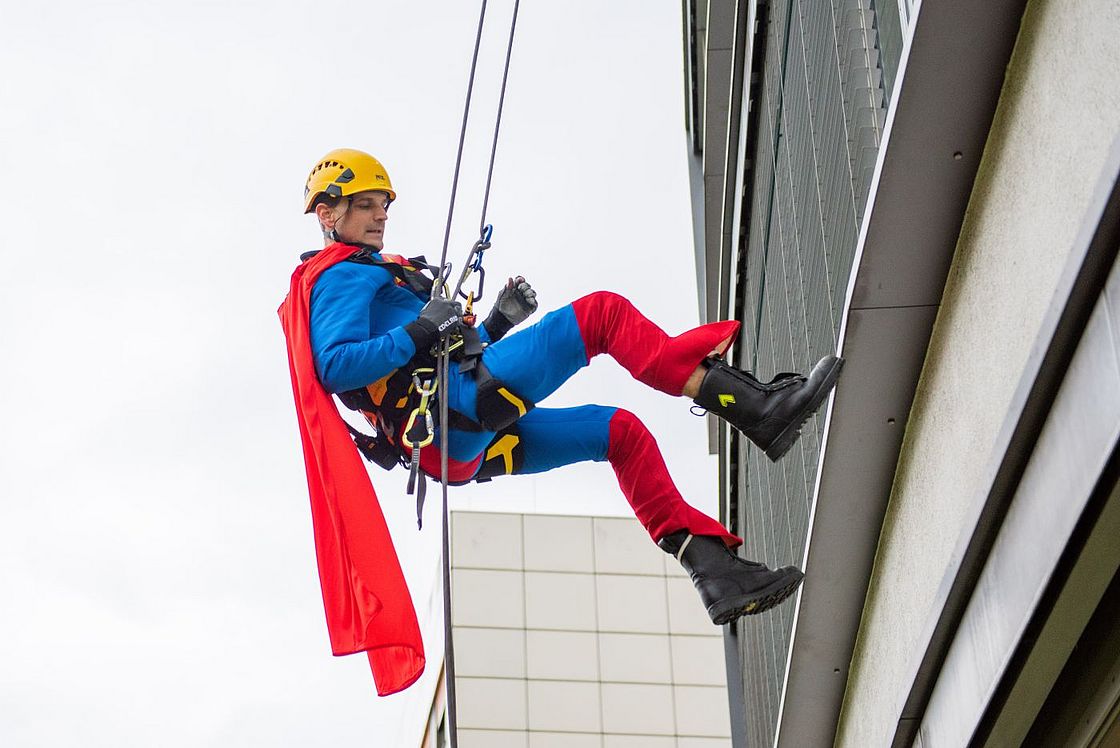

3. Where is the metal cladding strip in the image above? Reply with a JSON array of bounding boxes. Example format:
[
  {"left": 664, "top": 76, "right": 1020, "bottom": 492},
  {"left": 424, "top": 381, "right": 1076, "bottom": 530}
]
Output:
[
  {"left": 700, "top": 0, "right": 737, "bottom": 326},
  {"left": 772, "top": 1, "right": 1031, "bottom": 746}
]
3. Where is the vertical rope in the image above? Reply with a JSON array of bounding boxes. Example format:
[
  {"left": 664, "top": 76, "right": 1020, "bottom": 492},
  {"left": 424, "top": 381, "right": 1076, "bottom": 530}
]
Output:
[
  {"left": 438, "top": 350, "right": 458, "bottom": 748},
  {"left": 435, "top": 3, "right": 521, "bottom": 746},
  {"left": 477, "top": 0, "right": 521, "bottom": 233},
  {"left": 435, "top": 7, "right": 489, "bottom": 745},
  {"left": 437, "top": 0, "right": 490, "bottom": 283}
]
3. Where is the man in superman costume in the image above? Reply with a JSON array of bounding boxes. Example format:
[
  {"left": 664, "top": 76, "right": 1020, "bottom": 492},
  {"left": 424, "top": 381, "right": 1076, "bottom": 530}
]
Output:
[{"left": 280, "top": 148, "right": 843, "bottom": 695}]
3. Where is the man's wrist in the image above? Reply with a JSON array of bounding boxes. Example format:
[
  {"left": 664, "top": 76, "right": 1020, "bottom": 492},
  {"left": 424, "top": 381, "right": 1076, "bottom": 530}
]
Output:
[
  {"left": 405, "top": 318, "right": 437, "bottom": 350},
  {"left": 483, "top": 310, "right": 514, "bottom": 342}
]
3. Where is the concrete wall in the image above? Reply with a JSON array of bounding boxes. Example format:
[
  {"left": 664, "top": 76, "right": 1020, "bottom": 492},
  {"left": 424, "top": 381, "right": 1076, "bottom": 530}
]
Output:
[
  {"left": 448, "top": 511, "right": 732, "bottom": 747},
  {"left": 835, "top": 0, "right": 1120, "bottom": 745}
]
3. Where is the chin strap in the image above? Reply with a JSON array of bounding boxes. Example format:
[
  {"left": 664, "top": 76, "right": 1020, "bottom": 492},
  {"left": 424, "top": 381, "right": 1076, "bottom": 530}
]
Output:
[{"left": 324, "top": 197, "right": 352, "bottom": 243}]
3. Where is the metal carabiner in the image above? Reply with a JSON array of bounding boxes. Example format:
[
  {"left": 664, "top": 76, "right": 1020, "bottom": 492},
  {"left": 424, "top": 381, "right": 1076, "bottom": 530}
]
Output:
[
  {"left": 412, "top": 370, "right": 438, "bottom": 397},
  {"left": 432, "top": 262, "right": 454, "bottom": 300},
  {"left": 452, "top": 224, "right": 494, "bottom": 302},
  {"left": 471, "top": 264, "right": 486, "bottom": 302},
  {"left": 401, "top": 407, "right": 435, "bottom": 450}
]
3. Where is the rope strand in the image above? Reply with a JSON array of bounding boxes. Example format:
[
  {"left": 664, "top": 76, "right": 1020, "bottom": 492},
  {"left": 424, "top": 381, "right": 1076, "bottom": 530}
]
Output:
[
  {"left": 478, "top": 0, "right": 521, "bottom": 233},
  {"left": 435, "top": 8, "right": 489, "bottom": 744},
  {"left": 435, "top": 3, "right": 521, "bottom": 746},
  {"left": 436, "top": 0, "right": 490, "bottom": 291}
]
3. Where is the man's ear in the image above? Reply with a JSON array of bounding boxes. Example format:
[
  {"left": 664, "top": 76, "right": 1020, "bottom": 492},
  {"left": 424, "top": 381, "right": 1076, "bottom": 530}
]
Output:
[{"left": 314, "top": 202, "right": 336, "bottom": 231}]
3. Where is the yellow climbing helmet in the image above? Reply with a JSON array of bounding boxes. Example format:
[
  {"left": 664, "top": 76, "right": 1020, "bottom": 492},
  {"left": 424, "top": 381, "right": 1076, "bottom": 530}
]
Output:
[{"left": 303, "top": 148, "right": 396, "bottom": 213}]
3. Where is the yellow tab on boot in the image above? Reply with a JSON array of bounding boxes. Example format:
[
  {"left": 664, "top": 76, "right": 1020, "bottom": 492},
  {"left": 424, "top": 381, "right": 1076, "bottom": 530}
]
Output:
[{"left": 718, "top": 393, "right": 736, "bottom": 407}]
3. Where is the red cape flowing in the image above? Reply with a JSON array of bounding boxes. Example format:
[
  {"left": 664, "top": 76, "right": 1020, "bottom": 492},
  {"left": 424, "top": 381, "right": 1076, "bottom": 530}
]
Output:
[{"left": 278, "top": 242, "right": 424, "bottom": 696}]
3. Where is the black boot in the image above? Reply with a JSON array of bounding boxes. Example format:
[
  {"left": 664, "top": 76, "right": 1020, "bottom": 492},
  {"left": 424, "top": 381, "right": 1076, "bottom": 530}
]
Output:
[
  {"left": 693, "top": 354, "right": 844, "bottom": 461},
  {"left": 659, "top": 532, "right": 804, "bottom": 624}
]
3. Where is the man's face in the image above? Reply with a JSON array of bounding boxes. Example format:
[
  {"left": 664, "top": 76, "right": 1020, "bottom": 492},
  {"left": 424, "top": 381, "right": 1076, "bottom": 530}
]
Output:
[{"left": 334, "top": 190, "right": 390, "bottom": 249}]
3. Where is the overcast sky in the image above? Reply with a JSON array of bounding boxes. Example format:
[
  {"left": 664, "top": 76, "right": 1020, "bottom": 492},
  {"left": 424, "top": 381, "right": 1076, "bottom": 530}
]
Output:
[{"left": 0, "top": 1, "right": 718, "bottom": 744}]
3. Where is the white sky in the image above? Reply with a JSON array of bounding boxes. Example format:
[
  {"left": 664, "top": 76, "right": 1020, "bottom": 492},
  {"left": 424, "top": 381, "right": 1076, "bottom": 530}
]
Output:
[{"left": 0, "top": 1, "right": 718, "bottom": 744}]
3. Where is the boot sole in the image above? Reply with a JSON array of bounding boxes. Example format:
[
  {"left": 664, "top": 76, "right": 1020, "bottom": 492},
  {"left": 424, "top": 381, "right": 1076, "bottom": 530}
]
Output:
[
  {"left": 763, "top": 355, "right": 845, "bottom": 462},
  {"left": 707, "top": 569, "right": 805, "bottom": 625}
]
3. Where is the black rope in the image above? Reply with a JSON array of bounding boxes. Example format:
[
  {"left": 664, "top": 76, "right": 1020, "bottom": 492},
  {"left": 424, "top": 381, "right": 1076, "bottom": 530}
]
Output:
[
  {"left": 433, "top": 2, "right": 521, "bottom": 745},
  {"left": 436, "top": 1, "right": 490, "bottom": 284},
  {"left": 433, "top": 8, "right": 488, "bottom": 745},
  {"left": 437, "top": 350, "right": 457, "bottom": 746},
  {"left": 477, "top": 0, "right": 521, "bottom": 234}
]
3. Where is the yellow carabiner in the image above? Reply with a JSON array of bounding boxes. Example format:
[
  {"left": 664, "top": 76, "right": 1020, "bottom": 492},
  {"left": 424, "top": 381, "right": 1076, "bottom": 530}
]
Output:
[
  {"left": 401, "top": 370, "right": 439, "bottom": 449},
  {"left": 401, "top": 407, "right": 435, "bottom": 450}
]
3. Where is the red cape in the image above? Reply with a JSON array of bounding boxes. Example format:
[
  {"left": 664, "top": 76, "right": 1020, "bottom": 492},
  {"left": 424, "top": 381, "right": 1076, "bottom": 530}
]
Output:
[{"left": 278, "top": 242, "right": 424, "bottom": 696}]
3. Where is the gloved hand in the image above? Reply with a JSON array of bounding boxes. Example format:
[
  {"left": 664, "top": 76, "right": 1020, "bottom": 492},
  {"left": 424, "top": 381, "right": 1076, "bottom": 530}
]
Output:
[
  {"left": 483, "top": 276, "right": 538, "bottom": 341},
  {"left": 405, "top": 297, "right": 464, "bottom": 350}
]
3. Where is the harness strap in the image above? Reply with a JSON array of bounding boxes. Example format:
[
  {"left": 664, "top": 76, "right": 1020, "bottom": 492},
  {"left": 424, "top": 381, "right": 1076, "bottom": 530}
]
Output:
[
  {"left": 407, "top": 444, "right": 425, "bottom": 528},
  {"left": 473, "top": 359, "right": 535, "bottom": 432}
]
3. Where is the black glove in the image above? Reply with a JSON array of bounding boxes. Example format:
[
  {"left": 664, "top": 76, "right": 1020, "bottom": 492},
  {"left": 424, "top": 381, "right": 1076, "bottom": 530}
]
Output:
[
  {"left": 483, "top": 276, "right": 538, "bottom": 341},
  {"left": 405, "top": 297, "right": 464, "bottom": 350}
]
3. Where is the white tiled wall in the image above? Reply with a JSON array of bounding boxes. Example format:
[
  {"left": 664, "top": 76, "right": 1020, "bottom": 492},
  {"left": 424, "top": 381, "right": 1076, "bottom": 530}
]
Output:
[
  {"left": 525, "top": 571, "right": 598, "bottom": 630},
  {"left": 526, "top": 630, "right": 598, "bottom": 681},
  {"left": 524, "top": 515, "right": 595, "bottom": 572},
  {"left": 447, "top": 511, "right": 733, "bottom": 748},
  {"left": 598, "top": 633, "right": 672, "bottom": 683}
]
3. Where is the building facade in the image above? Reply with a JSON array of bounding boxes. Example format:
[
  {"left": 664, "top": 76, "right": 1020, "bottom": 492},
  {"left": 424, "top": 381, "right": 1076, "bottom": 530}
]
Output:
[
  {"left": 685, "top": 0, "right": 1120, "bottom": 745},
  {"left": 425, "top": 510, "right": 735, "bottom": 747}
]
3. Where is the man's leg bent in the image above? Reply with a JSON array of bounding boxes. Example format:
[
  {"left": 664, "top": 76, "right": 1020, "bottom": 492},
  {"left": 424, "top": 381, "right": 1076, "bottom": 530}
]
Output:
[
  {"left": 572, "top": 291, "right": 740, "bottom": 395},
  {"left": 513, "top": 406, "right": 740, "bottom": 548},
  {"left": 481, "top": 292, "right": 741, "bottom": 404},
  {"left": 515, "top": 407, "right": 802, "bottom": 624}
]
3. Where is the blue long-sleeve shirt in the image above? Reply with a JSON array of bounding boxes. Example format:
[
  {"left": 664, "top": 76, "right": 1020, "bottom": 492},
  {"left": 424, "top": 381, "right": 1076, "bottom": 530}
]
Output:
[{"left": 308, "top": 253, "right": 491, "bottom": 393}]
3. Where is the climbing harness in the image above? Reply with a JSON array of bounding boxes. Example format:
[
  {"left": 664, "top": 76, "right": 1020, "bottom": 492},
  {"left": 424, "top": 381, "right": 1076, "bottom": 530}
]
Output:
[{"left": 330, "top": 246, "right": 529, "bottom": 510}]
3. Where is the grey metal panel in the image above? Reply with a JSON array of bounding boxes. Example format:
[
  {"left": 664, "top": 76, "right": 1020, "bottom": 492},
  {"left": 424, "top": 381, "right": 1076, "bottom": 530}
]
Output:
[
  {"left": 1021, "top": 567, "right": 1120, "bottom": 746},
  {"left": 724, "top": 623, "right": 750, "bottom": 748},
  {"left": 1107, "top": 247, "right": 1120, "bottom": 360},
  {"left": 778, "top": 303, "right": 938, "bottom": 719},
  {"left": 700, "top": 0, "right": 748, "bottom": 327},
  {"left": 707, "top": 0, "right": 737, "bottom": 51},
  {"left": 691, "top": 145, "right": 709, "bottom": 323},
  {"left": 918, "top": 257, "right": 1120, "bottom": 746},
  {"left": 691, "top": 0, "right": 752, "bottom": 446},
  {"left": 980, "top": 479, "right": 1120, "bottom": 747},
  {"left": 849, "top": 0, "right": 1029, "bottom": 312},
  {"left": 703, "top": 42, "right": 734, "bottom": 325},
  {"left": 686, "top": 0, "right": 709, "bottom": 323},
  {"left": 702, "top": 47, "right": 734, "bottom": 177},
  {"left": 718, "top": 1, "right": 752, "bottom": 329}
]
